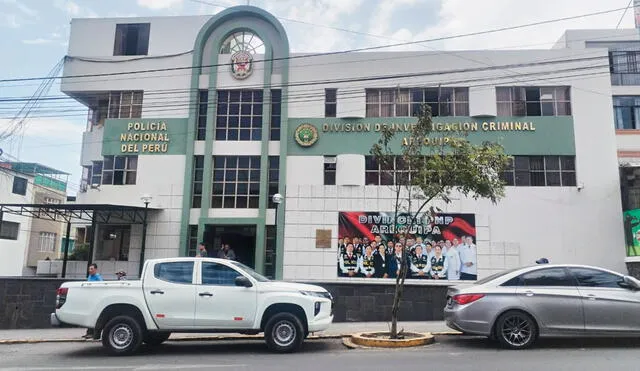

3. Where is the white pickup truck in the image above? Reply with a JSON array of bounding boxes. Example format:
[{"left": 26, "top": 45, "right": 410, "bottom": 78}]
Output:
[{"left": 51, "top": 257, "right": 334, "bottom": 355}]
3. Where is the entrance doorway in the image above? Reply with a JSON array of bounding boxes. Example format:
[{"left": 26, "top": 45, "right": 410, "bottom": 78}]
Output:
[{"left": 203, "top": 225, "right": 256, "bottom": 268}]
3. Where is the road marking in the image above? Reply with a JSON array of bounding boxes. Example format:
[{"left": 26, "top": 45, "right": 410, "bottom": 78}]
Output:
[{"left": 0, "top": 364, "right": 246, "bottom": 371}]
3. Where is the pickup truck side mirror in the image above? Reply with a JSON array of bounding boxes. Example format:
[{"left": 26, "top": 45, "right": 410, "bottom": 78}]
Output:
[{"left": 235, "top": 275, "right": 253, "bottom": 288}]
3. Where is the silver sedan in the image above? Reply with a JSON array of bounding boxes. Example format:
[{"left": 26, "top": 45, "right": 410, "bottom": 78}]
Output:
[{"left": 444, "top": 264, "right": 640, "bottom": 349}]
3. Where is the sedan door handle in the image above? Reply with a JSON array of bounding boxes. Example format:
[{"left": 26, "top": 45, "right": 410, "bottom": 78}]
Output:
[
  {"left": 523, "top": 290, "right": 534, "bottom": 297},
  {"left": 199, "top": 292, "right": 213, "bottom": 297},
  {"left": 585, "top": 294, "right": 597, "bottom": 300},
  {"left": 150, "top": 290, "right": 164, "bottom": 295}
]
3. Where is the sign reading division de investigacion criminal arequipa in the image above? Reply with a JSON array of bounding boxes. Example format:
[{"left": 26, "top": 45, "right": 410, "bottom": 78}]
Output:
[{"left": 288, "top": 116, "right": 576, "bottom": 156}]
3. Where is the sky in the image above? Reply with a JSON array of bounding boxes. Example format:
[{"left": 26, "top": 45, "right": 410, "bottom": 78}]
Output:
[{"left": 0, "top": 0, "right": 637, "bottom": 195}]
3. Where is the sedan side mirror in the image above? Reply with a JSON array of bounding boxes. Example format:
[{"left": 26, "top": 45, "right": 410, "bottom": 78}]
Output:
[
  {"left": 621, "top": 276, "right": 640, "bottom": 291},
  {"left": 235, "top": 275, "right": 253, "bottom": 288}
]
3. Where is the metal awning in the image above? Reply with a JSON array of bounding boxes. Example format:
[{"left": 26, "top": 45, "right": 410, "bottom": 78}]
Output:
[
  {"left": 0, "top": 203, "right": 158, "bottom": 278},
  {"left": 0, "top": 203, "right": 155, "bottom": 224}
]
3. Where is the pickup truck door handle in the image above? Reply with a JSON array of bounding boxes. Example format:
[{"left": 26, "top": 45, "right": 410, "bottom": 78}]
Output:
[
  {"left": 150, "top": 290, "right": 164, "bottom": 295},
  {"left": 199, "top": 292, "right": 213, "bottom": 297}
]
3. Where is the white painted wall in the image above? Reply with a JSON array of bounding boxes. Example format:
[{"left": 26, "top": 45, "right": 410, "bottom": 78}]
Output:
[
  {"left": 284, "top": 47, "right": 625, "bottom": 280},
  {"left": 556, "top": 29, "right": 640, "bottom": 156},
  {"left": 0, "top": 171, "right": 33, "bottom": 276},
  {"left": 76, "top": 155, "right": 185, "bottom": 269}
]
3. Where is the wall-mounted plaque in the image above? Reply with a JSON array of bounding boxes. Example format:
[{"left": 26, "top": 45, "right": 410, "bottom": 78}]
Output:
[{"left": 315, "top": 229, "right": 332, "bottom": 249}]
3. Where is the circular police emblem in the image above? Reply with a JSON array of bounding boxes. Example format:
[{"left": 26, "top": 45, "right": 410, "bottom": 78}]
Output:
[
  {"left": 230, "top": 50, "right": 253, "bottom": 80},
  {"left": 294, "top": 123, "right": 319, "bottom": 147}
]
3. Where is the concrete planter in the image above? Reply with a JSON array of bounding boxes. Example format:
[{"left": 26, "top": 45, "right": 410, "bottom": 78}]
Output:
[{"left": 349, "top": 332, "right": 434, "bottom": 348}]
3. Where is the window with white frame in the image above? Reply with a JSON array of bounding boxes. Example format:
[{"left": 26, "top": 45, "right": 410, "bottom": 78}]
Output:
[
  {"left": 365, "top": 88, "right": 469, "bottom": 117},
  {"left": 90, "top": 161, "right": 103, "bottom": 185},
  {"left": 215, "top": 90, "right": 263, "bottom": 141},
  {"left": 325, "top": 89, "right": 337, "bottom": 117},
  {"left": 364, "top": 156, "right": 411, "bottom": 186},
  {"left": 39, "top": 232, "right": 57, "bottom": 252},
  {"left": 0, "top": 221, "right": 19, "bottom": 240},
  {"left": 609, "top": 50, "right": 640, "bottom": 86},
  {"left": 101, "top": 155, "right": 138, "bottom": 185},
  {"left": 613, "top": 96, "right": 640, "bottom": 130},
  {"left": 212, "top": 156, "right": 261, "bottom": 208},
  {"left": 496, "top": 87, "right": 571, "bottom": 116},
  {"left": 197, "top": 90, "right": 208, "bottom": 140},
  {"left": 107, "top": 91, "right": 143, "bottom": 119}
]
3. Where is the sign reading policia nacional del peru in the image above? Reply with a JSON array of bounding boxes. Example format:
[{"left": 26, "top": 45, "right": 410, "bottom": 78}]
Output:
[
  {"left": 288, "top": 117, "right": 575, "bottom": 156},
  {"left": 102, "top": 118, "right": 188, "bottom": 156}
]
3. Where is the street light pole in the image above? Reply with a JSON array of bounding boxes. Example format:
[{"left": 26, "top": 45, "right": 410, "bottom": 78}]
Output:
[
  {"left": 139, "top": 194, "right": 152, "bottom": 277},
  {"left": 271, "top": 193, "right": 283, "bottom": 278}
]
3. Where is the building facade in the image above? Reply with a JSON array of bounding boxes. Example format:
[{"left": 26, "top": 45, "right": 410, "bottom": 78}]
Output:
[
  {"left": 0, "top": 162, "right": 69, "bottom": 276},
  {"left": 61, "top": 6, "right": 626, "bottom": 280},
  {"left": 556, "top": 28, "right": 640, "bottom": 269}
]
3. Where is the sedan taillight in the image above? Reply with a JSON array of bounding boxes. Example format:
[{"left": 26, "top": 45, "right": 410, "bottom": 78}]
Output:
[{"left": 452, "top": 293, "right": 485, "bottom": 305}]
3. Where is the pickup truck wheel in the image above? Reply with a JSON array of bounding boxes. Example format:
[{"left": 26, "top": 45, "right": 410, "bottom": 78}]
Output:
[
  {"left": 144, "top": 332, "right": 171, "bottom": 346},
  {"left": 101, "top": 315, "right": 143, "bottom": 356},
  {"left": 264, "top": 313, "right": 304, "bottom": 353}
]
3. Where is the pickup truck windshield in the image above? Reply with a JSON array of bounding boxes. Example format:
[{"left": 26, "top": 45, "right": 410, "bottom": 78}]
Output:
[{"left": 230, "top": 261, "right": 270, "bottom": 282}]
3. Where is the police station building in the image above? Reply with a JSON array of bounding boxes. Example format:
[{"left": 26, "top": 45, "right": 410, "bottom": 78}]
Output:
[{"left": 57, "top": 5, "right": 625, "bottom": 283}]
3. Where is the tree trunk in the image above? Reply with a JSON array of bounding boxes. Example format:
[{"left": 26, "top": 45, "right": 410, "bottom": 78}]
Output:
[{"left": 389, "top": 197, "right": 432, "bottom": 339}]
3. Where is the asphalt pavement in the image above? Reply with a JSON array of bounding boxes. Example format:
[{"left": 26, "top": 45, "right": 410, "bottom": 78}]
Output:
[{"left": 2, "top": 336, "right": 640, "bottom": 371}]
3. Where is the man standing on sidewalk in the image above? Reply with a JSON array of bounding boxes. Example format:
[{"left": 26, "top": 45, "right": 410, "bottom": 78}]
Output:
[{"left": 83, "top": 264, "right": 103, "bottom": 339}]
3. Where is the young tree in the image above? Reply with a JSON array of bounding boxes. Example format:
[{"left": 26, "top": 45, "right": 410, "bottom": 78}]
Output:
[{"left": 370, "top": 104, "right": 510, "bottom": 339}]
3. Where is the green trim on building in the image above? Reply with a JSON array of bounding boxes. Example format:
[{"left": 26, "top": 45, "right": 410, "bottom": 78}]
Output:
[
  {"left": 178, "top": 5, "right": 291, "bottom": 279},
  {"left": 287, "top": 116, "right": 576, "bottom": 156}
]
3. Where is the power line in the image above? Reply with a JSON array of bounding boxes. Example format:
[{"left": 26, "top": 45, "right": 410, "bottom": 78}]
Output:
[
  {"left": 0, "top": 54, "right": 612, "bottom": 106},
  {"left": 0, "top": 5, "right": 629, "bottom": 84},
  {"left": 2, "top": 30, "right": 630, "bottom": 90},
  {"left": 5, "top": 68, "right": 614, "bottom": 152},
  {"left": 0, "top": 62, "right": 614, "bottom": 120},
  {"left": 617, "top": 0, "right": 634, "bottom": 28}
]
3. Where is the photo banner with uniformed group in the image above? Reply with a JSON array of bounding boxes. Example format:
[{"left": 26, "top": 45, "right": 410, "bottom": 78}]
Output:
[{"left": 337, "top": 211, "right": 479, "bottom": 281}]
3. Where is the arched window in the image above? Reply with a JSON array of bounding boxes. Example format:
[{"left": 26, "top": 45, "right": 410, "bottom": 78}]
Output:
[{"left": 219, "top": 31, "right": 265, "bottom": 54}]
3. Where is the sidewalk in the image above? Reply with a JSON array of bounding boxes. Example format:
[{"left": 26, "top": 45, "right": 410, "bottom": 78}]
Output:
[{"left": 0, "top": 321, "right": 457, "bottom": 344}]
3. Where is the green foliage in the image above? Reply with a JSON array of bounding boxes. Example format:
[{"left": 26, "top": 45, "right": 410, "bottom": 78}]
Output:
[
  {"left": 67, "top": 243, "right": 89, "bottom": 261},
  {"left": 370, "top": 104, "right": 510, "bottom": 205}
]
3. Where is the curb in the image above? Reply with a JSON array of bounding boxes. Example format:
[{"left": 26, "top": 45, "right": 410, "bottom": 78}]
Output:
[
  {"left": 0, "top": 331, "right": 461, "bottom": 345},
  {"left": 0, "top": 334, "right": 346, "bottom": 345}
]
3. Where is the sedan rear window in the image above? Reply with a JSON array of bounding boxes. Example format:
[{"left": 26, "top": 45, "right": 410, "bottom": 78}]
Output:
[{"left": 475, "top": 268, "right": 521, "bottom": 285}]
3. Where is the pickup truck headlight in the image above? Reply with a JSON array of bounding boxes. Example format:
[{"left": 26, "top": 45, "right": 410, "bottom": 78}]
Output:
[{"left": 299, "top": 290, "right": 331, "bottom": 300}]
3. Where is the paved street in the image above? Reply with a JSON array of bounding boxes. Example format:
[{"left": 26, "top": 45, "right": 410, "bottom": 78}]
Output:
[{"left": 3, "top": 336, "right": 640, "bottom": 371}]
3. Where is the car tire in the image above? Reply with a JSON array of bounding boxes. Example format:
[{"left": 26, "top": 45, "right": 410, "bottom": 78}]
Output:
[
  {"left": 264, "top": 312, "right": 305, "bottom": 353},
  {"left": 495, "top": 310, "right": 538, "bottom": 350},
  {"left": 101, "top": 315, "right": 144, "bottom": 356},
  {"left": 144, "top": 332, "right": 171, "bottom": 346}
]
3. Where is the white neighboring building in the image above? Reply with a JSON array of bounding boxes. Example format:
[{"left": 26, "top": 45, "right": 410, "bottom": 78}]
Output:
[
  {"left": 0, "top": 166, "right": 33, "bottom": 276},
  {"left": 556, "top": 27, "right": 640, "bottom": 266},
  {"left": 59, "top": 5, "right": 626, "bottom": 281}
]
